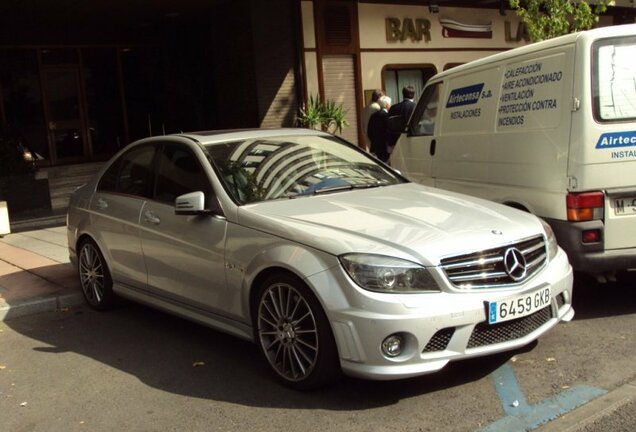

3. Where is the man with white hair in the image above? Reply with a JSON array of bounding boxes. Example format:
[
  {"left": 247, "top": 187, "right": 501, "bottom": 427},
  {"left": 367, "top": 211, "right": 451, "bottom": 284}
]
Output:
[
  {"left": 361, "top": 89, "right": 383, "bottom": 151},
  {"left": 367, "top": 95, "right": 392, "bottom": 163}
]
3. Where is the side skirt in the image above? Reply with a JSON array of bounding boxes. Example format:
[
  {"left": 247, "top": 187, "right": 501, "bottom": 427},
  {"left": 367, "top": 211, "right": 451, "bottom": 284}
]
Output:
[{"left": 113, "top": 282, "right": 254, "bottom": 342}]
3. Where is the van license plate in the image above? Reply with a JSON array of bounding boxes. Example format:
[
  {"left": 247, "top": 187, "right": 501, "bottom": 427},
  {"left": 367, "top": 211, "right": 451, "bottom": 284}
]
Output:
[
  {"left": 614, "top": 198, "right": 636, "bottom": 216},
  {"left": 487, "top": 287, "right": 552, "bottom": 324}
]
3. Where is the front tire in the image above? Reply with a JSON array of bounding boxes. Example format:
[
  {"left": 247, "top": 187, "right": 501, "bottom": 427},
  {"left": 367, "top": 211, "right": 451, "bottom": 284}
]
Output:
[
  {"left": 78, "top": 239, "right": 116, "bottom": 310},
  {"left": 255, "top": 273, "right": 340, "bottom": 390}
]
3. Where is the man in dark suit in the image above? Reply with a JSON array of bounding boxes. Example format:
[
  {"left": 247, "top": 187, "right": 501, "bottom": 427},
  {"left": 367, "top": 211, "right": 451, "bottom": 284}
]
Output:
[
  {"left": 388, "top": 85, "right": 416, "bottom": 147},
  {"left": 367, "top": 95, "right": 392, "bottom": 163}
]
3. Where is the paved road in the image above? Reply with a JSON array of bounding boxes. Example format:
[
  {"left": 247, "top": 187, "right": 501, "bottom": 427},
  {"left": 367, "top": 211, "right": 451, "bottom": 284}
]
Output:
[{"left": 1, "top": 273, "right": 635, "bottom": 432}]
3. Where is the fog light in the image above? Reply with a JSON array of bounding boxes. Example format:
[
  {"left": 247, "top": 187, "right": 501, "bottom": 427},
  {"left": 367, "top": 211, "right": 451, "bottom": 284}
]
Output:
[
  {"left": 381, "top": 334, "right": 403, "bottom": 357},
  {"left": 582, "top": 229, "right": 601, "bottom": 243}
]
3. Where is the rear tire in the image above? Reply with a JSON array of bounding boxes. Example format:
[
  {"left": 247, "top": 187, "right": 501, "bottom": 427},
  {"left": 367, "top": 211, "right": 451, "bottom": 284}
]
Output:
[
  {"left": 254, "top": 272, "right": 341, "bottom": 390},
  {"left": 78, "top": 239, "right": 116, "bottom": 310}
]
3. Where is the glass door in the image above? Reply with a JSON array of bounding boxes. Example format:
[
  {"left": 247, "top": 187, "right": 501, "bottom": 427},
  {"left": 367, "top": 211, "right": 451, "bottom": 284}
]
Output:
[{"left": 42, "top": 67, "right": 88, "bottom": 162}]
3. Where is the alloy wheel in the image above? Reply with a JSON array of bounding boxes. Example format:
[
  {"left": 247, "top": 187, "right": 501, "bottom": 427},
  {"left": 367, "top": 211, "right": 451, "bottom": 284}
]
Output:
[
  {"left": 257, "top": 282, "right": 319, "bottom": 383},
  {"left": 79, "top": 242, "right": 106, "bottom": 306}
]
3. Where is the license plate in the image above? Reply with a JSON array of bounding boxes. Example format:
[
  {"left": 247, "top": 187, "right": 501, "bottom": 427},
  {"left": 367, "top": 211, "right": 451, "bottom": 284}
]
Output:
[
  {"left": 487, "top": 287, "right": 552, "bottom": 324},
  {"left": 614, "top": 197, "right": 636, "bottom": 216}
]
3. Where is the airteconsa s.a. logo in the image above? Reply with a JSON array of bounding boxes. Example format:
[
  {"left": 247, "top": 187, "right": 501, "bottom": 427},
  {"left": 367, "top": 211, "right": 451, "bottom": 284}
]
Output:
[
  {"left": 595, "top": 131, "right": 636, "bottom": 149},
  {"left": 446, "top": 83, "right": 484, "bottom": 108}
]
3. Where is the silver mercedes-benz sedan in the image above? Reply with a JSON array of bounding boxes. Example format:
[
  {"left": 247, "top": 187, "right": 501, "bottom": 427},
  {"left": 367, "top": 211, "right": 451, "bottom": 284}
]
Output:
[{"left": 67, "top": 128, "right": 574, "bottom": 389}]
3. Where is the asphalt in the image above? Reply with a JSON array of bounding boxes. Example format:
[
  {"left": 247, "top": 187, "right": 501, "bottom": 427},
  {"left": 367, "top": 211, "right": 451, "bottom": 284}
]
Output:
[{"left": 0, "top": 224, "right": 634, "bottom": 431}]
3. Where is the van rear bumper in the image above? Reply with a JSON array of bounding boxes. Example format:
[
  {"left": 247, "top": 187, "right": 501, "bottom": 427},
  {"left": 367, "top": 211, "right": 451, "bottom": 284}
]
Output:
[{"left": 545, "top": 218, "right": 636, "bottom": 273}]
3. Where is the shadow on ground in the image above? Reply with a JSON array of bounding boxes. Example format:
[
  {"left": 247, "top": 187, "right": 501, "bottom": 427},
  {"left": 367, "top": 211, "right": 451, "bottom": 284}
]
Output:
[
  {"left": 572, "top": 271, "right": 636, "bottom": 320},
  {"left": 3, "top": 299, "right": 526, "bottom": 410},
  {"left": 0, "top": 262, "right": 78, "bottom": 320},
  {"left": 3, "top": 268, "right": 631, "bottom": 410}
]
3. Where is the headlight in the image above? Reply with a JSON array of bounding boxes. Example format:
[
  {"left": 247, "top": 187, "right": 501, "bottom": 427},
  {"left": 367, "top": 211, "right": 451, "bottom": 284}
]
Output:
[
  {"left": 540, "top": 219, "right": 558, "bottom": 260},
  {"left": 339, "top": 254, "right": 440, "bottom": 293}
]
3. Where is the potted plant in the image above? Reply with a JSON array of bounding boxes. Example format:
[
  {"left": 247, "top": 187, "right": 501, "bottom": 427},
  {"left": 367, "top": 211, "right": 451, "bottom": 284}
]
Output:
[
  {"left": 297, "top": 95, "right": 350, "bottom": 134},
  {"left": 320, "top": 98, "right": 350, "bottom": 134},
  {"left": 297, "top": 95, "right": 324, "bottom": 130}
]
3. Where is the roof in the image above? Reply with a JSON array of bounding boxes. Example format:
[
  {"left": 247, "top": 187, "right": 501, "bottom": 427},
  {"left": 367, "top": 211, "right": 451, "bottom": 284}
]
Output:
[
  {"left": 432, "top": 23, "right": 636, "bottom": 82},
  {"left": 175, "top": 128, "right": 333, "bottom": 146}
]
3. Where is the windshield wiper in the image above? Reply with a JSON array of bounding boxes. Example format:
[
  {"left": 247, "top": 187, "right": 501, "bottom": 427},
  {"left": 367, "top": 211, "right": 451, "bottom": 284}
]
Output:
[
  {"left": 313, "top": 182, "right": 384, "bottom": 195},
  {"left": 313, "top": 184, "right": 355, "bottom": 195},
  {"left": 351, "top": 182, "right": 384, "bottom": 190}
]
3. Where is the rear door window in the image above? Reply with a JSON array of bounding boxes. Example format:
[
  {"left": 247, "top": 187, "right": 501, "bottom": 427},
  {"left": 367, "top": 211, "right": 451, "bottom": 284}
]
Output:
[
  {"left": 97, "top": 145, "right": 156, "bottom": 198},
  {"left": 593, "top": 36, "right": 636, "bottom": 122}
]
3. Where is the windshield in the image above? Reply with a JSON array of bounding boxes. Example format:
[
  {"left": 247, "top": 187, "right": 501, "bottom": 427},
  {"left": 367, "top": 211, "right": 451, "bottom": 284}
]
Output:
[
  {"left": 205, "top": 135, "right": 404, "bottom": 204},
  {"left": 593, "top": 36, "right": 636, "bottom": 122}
]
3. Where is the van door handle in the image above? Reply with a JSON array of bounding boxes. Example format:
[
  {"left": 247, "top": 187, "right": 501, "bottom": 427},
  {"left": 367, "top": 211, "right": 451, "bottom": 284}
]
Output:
[
  {"left": 96, "top": 198, "right": 108, "bottom": 210},
  {"left": 430, "top": 139, "right": 437, "bottom": 156},
  {"left": 144, "top": 210, "right": 161, "bottom": 225}
]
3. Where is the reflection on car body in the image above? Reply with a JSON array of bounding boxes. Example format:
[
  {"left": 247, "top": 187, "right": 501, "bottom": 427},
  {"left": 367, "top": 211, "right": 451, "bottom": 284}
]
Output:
[{"left": 67, "top": 128, "right": 574, "bottom": 389}]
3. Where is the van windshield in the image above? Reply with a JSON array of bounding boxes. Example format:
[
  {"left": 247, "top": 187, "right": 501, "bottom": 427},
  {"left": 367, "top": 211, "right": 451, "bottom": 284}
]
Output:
[{"left": 593, "top": 36, "right": 636, "bottom": 122}]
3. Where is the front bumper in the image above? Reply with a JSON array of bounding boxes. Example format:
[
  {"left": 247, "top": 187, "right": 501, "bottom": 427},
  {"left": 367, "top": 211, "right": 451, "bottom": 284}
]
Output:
[{"left": 306, "top": 249, "right": 573, "bottom": 380}]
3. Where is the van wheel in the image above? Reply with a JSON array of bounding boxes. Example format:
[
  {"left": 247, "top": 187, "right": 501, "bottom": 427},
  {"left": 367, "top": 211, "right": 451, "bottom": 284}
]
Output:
[
  {"left": 78, "top": 240, "right": 116, "bottom": 310},
  {"left": 254, "top": 272, "right": 340, "bottom": 390}
]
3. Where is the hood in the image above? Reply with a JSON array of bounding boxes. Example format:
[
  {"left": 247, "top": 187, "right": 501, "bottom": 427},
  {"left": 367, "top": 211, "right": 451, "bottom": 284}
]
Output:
[{"left": 238, "top": 183, "right": 543, "bottom": 266}]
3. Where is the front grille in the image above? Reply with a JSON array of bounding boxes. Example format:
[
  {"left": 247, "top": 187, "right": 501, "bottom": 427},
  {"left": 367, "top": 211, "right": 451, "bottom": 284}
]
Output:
[
  {"left": 440, "top": 235, "right": 547, "bottom": 289},
  {"left": 423, "top": 328, "right": 455, "bottom": 352},
  {"left": 467, "top": 306, "right": 552, "bottom": 348}
]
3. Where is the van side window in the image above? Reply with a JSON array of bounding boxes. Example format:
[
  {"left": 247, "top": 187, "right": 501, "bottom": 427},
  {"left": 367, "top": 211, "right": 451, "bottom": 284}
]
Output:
[{"left": 409, "top": 83, "right": 441, "bottom": 136}]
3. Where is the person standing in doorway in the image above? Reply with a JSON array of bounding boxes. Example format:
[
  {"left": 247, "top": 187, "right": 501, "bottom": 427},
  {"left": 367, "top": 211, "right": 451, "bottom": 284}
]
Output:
[
  {"left": 367, "top": 95, "right": 392, "bottom": 163},
  {"left": 361, "top": 89, "right": 383, "bottom": 151}
]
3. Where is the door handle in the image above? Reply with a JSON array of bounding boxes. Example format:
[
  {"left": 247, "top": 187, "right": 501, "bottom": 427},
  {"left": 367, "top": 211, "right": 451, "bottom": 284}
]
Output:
[
  {"left": 144, "top": 210, "right": 161, "bottom": 225},
  {"left": 96, "top": 198, "right": 108, "bottom": 210},
  {"left": 430, "top": 139, "right": 437, "bottom": 156}
]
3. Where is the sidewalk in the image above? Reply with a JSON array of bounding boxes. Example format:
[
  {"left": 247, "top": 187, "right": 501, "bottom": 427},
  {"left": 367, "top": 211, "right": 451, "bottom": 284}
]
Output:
[{"left": 0, "top": 225, "right": 83, "bottom": 321}]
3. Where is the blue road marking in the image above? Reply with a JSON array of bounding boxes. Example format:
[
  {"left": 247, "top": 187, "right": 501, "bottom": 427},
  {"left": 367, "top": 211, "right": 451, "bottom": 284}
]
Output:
[
  {"left": 481, "top": 362, "right": 607, "bottom": 432},
  {"left": 491, "top": 363, "right": 531, "bottom": 416}
]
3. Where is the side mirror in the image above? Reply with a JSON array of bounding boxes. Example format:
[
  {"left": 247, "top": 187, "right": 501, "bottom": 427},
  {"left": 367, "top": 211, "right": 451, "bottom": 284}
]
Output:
[{"left": 175, "top": 191, "right": 206, "bottom": 215}]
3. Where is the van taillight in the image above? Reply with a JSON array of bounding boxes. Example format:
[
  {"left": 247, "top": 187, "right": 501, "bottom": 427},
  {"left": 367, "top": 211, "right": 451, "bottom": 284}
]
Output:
[{"left": 567, "top": 192, "right": 604, "bottom": 221}]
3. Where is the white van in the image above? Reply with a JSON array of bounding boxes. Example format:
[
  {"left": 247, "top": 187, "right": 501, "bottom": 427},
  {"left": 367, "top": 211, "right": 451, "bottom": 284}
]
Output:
[{"left": 391, "top": 24, "right": 636, "bottom": 280}]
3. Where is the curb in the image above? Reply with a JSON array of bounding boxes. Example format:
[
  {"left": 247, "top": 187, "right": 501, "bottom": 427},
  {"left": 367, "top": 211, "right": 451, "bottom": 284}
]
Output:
[
  {"left": 0, "top": 290, "right": 84, "bottom": 322},
  {"left": 536, "top": 380, "right": 636, "bottom": 432},
  {"left": 9, "top": 214, "right": 66, "bottom": 234}
]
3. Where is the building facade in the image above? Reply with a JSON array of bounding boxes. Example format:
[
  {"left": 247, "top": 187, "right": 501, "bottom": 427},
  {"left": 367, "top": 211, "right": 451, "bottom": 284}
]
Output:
[
  {"left": 0, "top": 0, "right": 301, "bottom": 168},
  {"left": 1, "top": 0, "right": 634, "bottom": 170}
]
